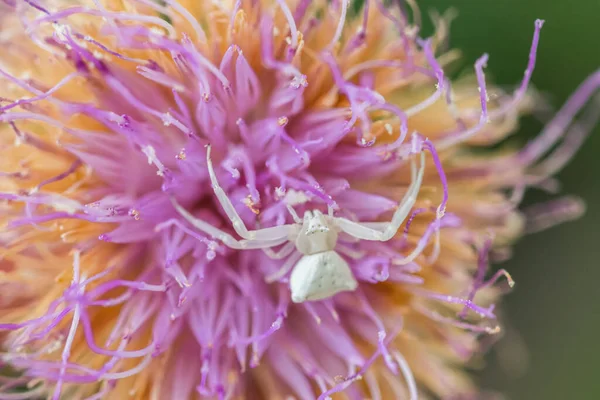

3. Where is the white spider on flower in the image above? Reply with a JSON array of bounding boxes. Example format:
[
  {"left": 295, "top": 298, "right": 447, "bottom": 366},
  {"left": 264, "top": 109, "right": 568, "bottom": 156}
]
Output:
[{"left": 171, "top": 144, "right": 427, "bottom": 303}]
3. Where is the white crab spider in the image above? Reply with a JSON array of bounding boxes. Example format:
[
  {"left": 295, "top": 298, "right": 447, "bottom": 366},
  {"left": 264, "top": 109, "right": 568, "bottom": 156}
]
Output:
[{"left": 171, "top": 145, "right": 426, "bottom": 303}]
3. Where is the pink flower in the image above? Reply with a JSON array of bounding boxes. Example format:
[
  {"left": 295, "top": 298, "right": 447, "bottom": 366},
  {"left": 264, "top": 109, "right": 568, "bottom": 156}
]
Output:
[{"left": 0, "top": 1, "right": 597, "bottom": 399}]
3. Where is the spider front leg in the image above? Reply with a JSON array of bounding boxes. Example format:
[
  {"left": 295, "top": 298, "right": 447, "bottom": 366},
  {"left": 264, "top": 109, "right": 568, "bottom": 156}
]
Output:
[
  {"left": 171, "top": 198, "right": 293, "bottom": 250},
  {"left": 334, "top": 151, "right": 426, "bottom": 242},
  {"left": 205, "top": 145, "right": 293, "bottom": 241}
]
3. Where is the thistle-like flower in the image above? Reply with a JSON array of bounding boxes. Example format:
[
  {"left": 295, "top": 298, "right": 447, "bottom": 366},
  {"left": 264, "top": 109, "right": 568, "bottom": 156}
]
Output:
[{"left": 0, "top": 1, "right": 598, "bottom": 399}]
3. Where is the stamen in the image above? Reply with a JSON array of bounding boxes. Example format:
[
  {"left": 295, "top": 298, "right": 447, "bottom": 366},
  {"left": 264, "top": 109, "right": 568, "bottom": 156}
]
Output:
[
  {"left": 391, "top": 350, "right": 417, "bottom": 400},
  {"left": 344, "top": 0, "right": 369, "bottom": 54},
  {"left": 437, "top": 53, "right": 490, "bottom": 149},
  {"left": 293, "top": 0, "right": 312, "bottom": 23},
  {"left": 136, "top": 65, "right": 187, "bottom": 92},
  {"left": 404, "top": 39, "right": 445, "bottom": 117},
  {"left": 374, "top": 0, "right": 414, "bottom": 66},
  {"left": 0, "top": 72, "right": 80, "bottom": 112},
  {"left": 528, "top": 93, "right": 600, "bottom": 180},
  {"left": 519, "top": 70, "right": 600, "bottom": 166},
  {"left": 414, "top": 289, "right": 496, "bottom": 319},
  {"left": 162, "top": 0, "right": 207, "bottom": 42},
  {"left": 416, "top": 304, "right": 500, "bottom": 334},
  {"left": 524, "top": 196, "right": 586, "bottom": 234},
  {"left": 32, "top": 7, "right": 177, "bottom": 39},
  {"left": 458, "top": 237, "right": 493, "bottom": 319},
  {"left": 327, "top": 0, "right": 349, "bottom": 51},
  {"left": 24, "top": 0, "right": 49, "bottom": 14},
  {"left": 176, "top": 149, "right": 186, "bottom": 160},
  {"left": 357, "top": 291, "right": 397, "bottom": 373},
  {"left": 32, "top": 160, "right": 82, "bottom": 193},
  {"left": 489, "top": 20, "right": 544, "bottom": 120},
  {"left": 275, "top": 0, "right": 299, "bottom": 50},
  {"left": 52, "top": 251, "right": 82, "bottom": 400}
]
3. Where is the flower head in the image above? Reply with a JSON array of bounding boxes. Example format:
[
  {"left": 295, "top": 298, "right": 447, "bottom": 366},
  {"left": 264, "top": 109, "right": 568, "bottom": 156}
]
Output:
[{"left": 0, "top": 0, "right": 598, "bottom": 399}]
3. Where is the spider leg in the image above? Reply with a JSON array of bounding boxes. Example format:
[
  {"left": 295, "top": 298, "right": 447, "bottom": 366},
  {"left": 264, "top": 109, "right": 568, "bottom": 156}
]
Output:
[
  {"left": 265, "top": 251, "right": 303, "bottom": 283},
  {"left": 391, "top": 219, "right": 442, "bottom": 265},
  {"left": 171, "top": 198, "right": 291, "bottom": 250},
  {"left": 206, "top": 145, "right": 294, "bottom": 241},
  {"left": 336, "top": 243, "right": 366, "bottom": 260},
  {"left": 262, "top": 241, "right": 296, "bottom": 259},
  {"left": 334, "top": 151, "right": 426, "bottom": 242},
  {"left": 328, "top": 204, "right": 335, "bottom": 217},
  {"left": 286, "top": 204, "right": 302, "bottom": 223}
]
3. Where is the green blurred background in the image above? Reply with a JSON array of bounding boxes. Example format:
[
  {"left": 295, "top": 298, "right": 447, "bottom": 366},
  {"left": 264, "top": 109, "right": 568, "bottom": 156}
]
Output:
[{"left": 413, "top": 0, "right": 600, "bottom": 399}]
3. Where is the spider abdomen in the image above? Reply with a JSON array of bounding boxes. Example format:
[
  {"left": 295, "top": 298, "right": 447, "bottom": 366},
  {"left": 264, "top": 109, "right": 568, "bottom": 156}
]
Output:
[{"left": 290, "top": 251, "right": 358, "bottom": 303}]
